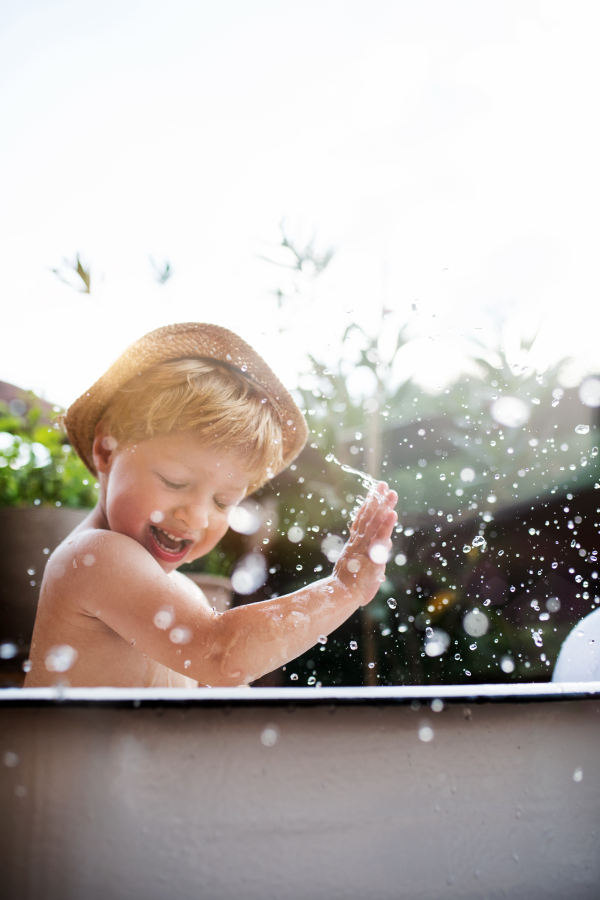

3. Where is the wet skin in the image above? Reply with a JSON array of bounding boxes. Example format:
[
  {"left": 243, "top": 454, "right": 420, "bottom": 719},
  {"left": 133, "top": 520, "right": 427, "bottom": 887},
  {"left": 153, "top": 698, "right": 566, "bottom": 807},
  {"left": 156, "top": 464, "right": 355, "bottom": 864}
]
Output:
[{"left": 25, "top": 430, "right": 398, "bottom": 689}]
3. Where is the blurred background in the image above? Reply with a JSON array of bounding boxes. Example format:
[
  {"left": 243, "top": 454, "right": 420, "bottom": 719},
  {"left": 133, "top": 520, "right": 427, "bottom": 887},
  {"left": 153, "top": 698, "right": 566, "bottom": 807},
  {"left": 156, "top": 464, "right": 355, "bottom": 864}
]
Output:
[{"left": 1, "top": 0, "right": 600, "bottom": 687}]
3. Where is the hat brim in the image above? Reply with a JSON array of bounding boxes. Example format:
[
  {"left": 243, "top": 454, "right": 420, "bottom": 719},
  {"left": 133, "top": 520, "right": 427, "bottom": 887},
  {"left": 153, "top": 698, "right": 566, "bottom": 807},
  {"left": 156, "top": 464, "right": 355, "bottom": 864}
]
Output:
[{"left": 64, "top": 322, "right": 308, "bottom": 487}]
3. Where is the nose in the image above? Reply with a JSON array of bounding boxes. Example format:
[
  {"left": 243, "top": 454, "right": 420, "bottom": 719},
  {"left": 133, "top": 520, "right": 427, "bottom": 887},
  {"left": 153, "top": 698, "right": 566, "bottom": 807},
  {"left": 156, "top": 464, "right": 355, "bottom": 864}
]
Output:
[{"left": 173, "top": 498, "right": 210, "bottom": 533}]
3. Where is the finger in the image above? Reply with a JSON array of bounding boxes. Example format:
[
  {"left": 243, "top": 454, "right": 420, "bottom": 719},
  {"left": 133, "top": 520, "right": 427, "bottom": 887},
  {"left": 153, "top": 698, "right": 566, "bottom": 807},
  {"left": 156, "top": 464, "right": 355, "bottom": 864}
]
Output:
[{"left": 370, "top": 508, "right": 398, "bottom": 548}]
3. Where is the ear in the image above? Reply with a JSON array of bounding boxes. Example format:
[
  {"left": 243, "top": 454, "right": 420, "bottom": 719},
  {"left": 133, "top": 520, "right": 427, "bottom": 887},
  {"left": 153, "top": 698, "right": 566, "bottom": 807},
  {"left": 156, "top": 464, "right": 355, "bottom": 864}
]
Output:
[{"left": 92, "top": 422, "right": 118, "bottom": 474}]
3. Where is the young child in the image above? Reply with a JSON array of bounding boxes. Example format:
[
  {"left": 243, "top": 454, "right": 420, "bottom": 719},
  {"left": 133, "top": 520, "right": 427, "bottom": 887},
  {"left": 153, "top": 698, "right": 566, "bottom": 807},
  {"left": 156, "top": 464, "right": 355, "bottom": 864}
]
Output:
[{"left": 24, "top": 323, "right": 398, "bottom": 688}]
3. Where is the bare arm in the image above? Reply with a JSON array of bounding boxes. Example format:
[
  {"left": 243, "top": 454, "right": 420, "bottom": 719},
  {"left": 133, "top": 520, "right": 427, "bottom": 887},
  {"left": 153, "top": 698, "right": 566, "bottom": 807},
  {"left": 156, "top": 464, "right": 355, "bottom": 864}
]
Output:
[{"left": 61, "top": 483, "right": 397, "bottom": 686}]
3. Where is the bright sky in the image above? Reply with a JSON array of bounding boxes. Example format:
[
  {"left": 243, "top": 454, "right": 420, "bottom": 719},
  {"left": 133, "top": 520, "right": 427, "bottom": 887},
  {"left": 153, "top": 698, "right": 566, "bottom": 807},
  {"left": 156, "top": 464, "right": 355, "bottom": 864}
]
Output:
[{"left": 1, "top": 0, "right": 600, "bottom": 407}]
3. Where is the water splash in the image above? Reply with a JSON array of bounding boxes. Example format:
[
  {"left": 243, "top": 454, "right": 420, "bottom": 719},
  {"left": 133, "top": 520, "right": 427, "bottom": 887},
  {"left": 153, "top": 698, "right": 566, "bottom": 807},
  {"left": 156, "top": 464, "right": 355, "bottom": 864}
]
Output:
[{"left": 325, "top": 453, "right": 381, "bottom": 493}]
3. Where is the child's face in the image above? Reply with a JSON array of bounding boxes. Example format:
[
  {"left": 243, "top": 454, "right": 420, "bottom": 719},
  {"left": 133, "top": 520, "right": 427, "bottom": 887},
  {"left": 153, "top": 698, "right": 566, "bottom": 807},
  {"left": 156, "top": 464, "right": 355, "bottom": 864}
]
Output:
[{"left": 99, "top": 431, "right": 250, "bottom": 572}]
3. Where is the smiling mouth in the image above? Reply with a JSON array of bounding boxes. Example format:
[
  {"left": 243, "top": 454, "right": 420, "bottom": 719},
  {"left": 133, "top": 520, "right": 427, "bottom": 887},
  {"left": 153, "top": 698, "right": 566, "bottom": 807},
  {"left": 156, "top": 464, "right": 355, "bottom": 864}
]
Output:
[{"left": 149, "top": 525, "right": 192, "bottom": 555}]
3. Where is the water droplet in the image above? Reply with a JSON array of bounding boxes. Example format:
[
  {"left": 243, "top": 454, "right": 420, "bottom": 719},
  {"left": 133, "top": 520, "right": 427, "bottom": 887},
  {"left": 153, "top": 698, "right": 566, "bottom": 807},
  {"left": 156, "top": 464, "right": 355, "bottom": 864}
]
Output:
[
  {"left": 154, "top": 608, "right": 175, "bottom": 630},
  {"left": 431, "top": 698, "right": 444, "bottom": 713},
  {"left": 573, "top": 767, "right": 583, "bottom": 782},
  {"left": 0, "top": 642, "right": 18, "bottom": 660},
  {"left": 387, "top": 597, "right": 397, "bottom": 610},
  {"left": 470, "top": 643, "right": 477, "bottom": 651},
  {"left": 169, "top": 627, "right": 192, "bottom": 645},
  {"left": 260, "top": 724, "right": 279, "bottom": 747},
  {"left": 460, "top": 467, "right": 476, "bottom": 483},
  {"left": 579, "top": 378, "right": 600, "bottom": 408},
  {"left": 3, "top": 751, "right": 19, "bottom": 768},
  {"left": 45, "top": 644, "right": 78, "bottom": 673},
  {"left": 82, "top": 554, "right": 96, "bottom": 567},
  {"left": 317, "top": 635, "right": 327, "bottom": 645},
  {"left": 418, "top": 723, "right": 434, "bottom": 742},
  {"left": 398, "top": 624, "right": 408, "bottom": 633},
  {"left": 575, "top": 424, "right": 590, "bottom": 435},
  {"left": 369, "top": 543, "right": 388, "bottom": 564},
  {"left": 490, "top": 396, "right": 530, "bottom": 428},
  {"left": 184, "top": 659, "right": 191, "bottom": 669},
  {"left": 321, "top": 534, "right": 344, "bottom": 563},
  {"left": 547, "top": 597, "right": 561, "bottom": 612},
  {"left": 463, "top": 609, "right": 489, "bottom": 637},
  {"left": 287, "top": 525, "right": 304, "bottom": 543},
  {"left": 463, "top": 544, "right": 471, "bottom": 553},
  {"left": 368, "top": 662, "right": 375, "bottom": 669},
  {"left": 533, "top": 632, "right": 543, "bottom": 647},
  {"left": 395, "top": 553, "right": 407, "bottom": 566},
  {"left": 347, "top": 558, "right": 361, "bottom": 574},
  {"left": 349, "top": 640, "right": 358, "bottom": 650},
  {"left": 501, "top": 656, "right": 515, "bottom": 673},
  {"left": 290, "top": 673, "right": 298, "bottom": 681},
  {"left": 21, "top": 659, "right": 32, "bottom": 673}
]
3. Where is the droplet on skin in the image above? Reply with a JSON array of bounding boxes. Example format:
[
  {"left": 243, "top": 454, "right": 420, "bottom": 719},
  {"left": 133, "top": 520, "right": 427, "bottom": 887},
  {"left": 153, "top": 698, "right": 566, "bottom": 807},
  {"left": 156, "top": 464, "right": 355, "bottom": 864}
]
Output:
[
  {"left": 260, "top": 724, "right": 279, "bottom": 747},
  {"left": 82, "top": 554, "right": 95, "bottom": 567},
  {"left": 369, "top": 543, "right": 388, "bottom": 564},
  {"left": 150, "top": 510, "right": 165, "bottom": 524},
  {"left": 317, "top": 635, "right": 327, "bottom": 645},
  {"left": 184, "top": 660, "right": 191, "bottom": 669},
  {"left": 154, "top": 609, "right": 175, "bottom": 630},
  {"left": 169, "top": 627, "right": 192, "bottom": 645},
  {"left": 45, "top": 644, "right": 78, "bottom": 673},
  {"left": 347, "top": 558, "right": 361, "bottom": 574}
]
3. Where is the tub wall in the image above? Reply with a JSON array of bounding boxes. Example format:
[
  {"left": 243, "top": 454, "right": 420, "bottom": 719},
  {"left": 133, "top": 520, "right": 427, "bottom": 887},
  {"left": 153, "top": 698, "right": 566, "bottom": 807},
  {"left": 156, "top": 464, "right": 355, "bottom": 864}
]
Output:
[{"left": 1, "top": 694, "right": 599, "bottom": 900}]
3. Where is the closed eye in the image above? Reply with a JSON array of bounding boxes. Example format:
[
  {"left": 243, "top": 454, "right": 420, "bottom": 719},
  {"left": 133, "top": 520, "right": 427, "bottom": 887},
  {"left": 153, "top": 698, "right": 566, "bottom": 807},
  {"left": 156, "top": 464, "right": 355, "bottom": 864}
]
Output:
[{"left": 159, "top": 475, "right": 187, "bottom": 490}]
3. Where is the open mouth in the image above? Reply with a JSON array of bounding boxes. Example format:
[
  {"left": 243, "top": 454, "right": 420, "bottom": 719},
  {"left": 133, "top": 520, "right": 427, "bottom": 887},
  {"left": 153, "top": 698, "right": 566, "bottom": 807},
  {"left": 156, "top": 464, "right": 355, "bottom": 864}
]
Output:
[{"left": 149, "top": 525, "right": 192, "bottom": 558}]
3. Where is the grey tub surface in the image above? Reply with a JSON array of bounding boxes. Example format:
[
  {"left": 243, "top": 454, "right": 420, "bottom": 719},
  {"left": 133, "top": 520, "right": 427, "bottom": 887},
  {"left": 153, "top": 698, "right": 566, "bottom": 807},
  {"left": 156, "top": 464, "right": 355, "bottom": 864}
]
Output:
[{"left": 1, "top": 684, "right": 599, "bottom": 900}]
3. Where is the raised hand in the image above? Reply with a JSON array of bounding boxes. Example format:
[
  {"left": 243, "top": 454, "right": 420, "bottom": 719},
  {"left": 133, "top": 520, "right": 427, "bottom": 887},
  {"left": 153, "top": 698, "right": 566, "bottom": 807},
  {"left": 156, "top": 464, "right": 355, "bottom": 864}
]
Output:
[{"left": 334, "top": 482, "right": 398, "bottom": 606}]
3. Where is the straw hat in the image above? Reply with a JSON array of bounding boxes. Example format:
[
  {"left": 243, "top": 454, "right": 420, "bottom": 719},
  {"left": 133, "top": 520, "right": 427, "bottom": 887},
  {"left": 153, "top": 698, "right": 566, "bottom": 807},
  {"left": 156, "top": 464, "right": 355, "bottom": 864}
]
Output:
[{"left": 64, "top": 322, "right": 308, "bottom": 480}]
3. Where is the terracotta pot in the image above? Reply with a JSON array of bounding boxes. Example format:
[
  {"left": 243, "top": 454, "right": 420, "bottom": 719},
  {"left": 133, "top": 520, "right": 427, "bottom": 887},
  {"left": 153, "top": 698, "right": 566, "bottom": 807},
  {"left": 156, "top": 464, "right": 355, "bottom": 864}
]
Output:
[{"left": 0, "top": 507, "right": 88, "bottom": 647}]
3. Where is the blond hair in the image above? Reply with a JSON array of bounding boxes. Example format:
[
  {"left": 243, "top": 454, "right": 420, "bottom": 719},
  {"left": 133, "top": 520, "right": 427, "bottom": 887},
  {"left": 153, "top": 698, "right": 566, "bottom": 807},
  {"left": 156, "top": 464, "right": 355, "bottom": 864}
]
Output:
[{"left": 100, "top": 359, "right": 283, "bottom": 492}]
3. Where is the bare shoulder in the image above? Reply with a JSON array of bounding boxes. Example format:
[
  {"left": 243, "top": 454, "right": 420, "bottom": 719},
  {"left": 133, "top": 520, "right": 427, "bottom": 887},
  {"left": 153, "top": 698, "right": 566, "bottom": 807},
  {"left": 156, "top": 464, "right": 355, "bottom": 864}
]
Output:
[{"left": 44, "top": 527, "right": 164, "bottom": 614}]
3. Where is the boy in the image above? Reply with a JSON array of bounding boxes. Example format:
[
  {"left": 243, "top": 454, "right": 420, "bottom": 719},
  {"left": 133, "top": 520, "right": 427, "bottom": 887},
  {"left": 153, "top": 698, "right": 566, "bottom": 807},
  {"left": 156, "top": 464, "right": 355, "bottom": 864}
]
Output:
[{"left": 24, "top": 323, "right": 398, "bottom": 688}]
